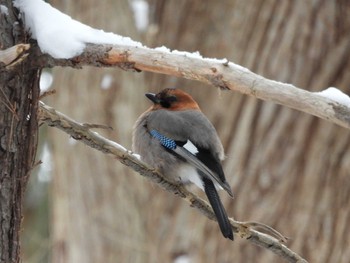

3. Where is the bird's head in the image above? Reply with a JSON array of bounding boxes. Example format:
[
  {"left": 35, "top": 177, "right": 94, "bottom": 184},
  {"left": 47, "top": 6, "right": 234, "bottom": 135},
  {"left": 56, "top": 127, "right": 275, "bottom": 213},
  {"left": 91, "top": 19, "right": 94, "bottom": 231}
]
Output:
[{"left": 146, "top": 88, "right": 200, "bottom": 111}]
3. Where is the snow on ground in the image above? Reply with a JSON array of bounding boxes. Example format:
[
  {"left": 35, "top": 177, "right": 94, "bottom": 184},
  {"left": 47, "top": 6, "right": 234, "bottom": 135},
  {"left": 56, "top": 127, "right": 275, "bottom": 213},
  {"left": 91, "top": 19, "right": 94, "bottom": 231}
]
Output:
[{"left": 316, "top": 87, "right": 350, "bottom": 107}]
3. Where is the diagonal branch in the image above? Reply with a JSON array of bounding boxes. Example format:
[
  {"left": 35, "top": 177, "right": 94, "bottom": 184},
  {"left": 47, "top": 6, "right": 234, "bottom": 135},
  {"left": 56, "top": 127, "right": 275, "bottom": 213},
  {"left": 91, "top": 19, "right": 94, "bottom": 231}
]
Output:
[
  {"left": 33, "top": 43, "right": 350, "bottom": 130},
  {"left": 38, "top": 101, "right": 308, "bottom": 263}
]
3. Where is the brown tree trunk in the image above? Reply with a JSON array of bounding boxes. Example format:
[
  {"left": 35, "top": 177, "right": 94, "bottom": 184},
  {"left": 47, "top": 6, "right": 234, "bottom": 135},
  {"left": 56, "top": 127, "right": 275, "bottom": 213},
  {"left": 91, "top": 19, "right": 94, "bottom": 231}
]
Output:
[{"left": 0, "top": 1, "right": 40, "bottom": 262}]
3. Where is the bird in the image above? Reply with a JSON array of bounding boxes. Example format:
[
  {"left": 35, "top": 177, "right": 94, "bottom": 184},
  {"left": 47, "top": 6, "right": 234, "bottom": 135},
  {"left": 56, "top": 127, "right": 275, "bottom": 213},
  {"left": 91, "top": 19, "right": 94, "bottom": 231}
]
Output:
[{"left": 132, "top": 88, "right": 234, "bottom": 240}]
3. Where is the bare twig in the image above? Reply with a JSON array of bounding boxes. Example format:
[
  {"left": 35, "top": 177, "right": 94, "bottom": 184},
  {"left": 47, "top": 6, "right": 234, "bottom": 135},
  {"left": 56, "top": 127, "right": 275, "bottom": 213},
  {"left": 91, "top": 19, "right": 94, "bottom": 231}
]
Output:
[
  {"left": 38, "top": 101, "right": 308, "bottom": 263},
  {"left": 39, "top": 89, "right": 56, "bottom": 100},
  {"left": 0, "top": 43, "right": 30, "bottom": 67},
  {"left": 34, "top": 43, "right": 350, "bottom": 130}
]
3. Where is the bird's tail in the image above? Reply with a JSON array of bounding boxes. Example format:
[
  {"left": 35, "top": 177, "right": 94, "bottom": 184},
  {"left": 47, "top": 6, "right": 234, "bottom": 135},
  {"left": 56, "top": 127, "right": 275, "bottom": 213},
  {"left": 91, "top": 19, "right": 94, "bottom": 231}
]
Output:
[{"left": 203, "top": 178, "right": 234, "bottom": 240}]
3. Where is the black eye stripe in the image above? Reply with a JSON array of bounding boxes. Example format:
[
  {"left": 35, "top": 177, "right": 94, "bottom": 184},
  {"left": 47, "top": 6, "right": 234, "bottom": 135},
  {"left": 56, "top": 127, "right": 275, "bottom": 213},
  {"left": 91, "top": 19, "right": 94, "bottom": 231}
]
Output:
[{"left": 159, "top": 95, "right": 177, "bottom": 108}]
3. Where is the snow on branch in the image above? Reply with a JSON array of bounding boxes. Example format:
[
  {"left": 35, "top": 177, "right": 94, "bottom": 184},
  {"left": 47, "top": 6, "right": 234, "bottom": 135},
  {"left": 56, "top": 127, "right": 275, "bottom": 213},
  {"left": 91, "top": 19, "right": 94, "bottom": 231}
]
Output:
[
  {"left": 38, "top": 101, "right": 307, "bottom": 263},
  {"left": 35, "top": 43, "right": 350, "bottom": 130},
  {"left": 15, "top": 0, "right": 350, "bottom": 130}
]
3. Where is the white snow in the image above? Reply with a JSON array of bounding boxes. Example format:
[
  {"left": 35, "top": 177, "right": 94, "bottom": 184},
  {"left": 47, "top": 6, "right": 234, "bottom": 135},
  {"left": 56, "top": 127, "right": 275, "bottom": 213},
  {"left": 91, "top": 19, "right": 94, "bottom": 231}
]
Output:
[
  {"left": 172, "top": 49, "right": 203, "bottom": 59},
  {"left": 316, "top": 87, "right": 350, "bottom": 107},
  {"left": 173, "top": 254, "right": 191, "bottom": 263},
  {"left": 0, "top": 5, "right": 9, "bottom": 15},
  {"left": 13, "top": 0, "right": 251, "bottom": 76},
  {"left": 100, "top": 74, "right": 114, "bottom": 90},
  {"left": 14, "top": 0, "right": 142, "bottom": 59},
  {"left": 129, "top": 0, "right": 149, "bottom": 32},
  {"left": 155, "top": 45, "right": 249, "bottom": 72},
  {"left": 40, "top": 71, "right": 53, "bottom": 92},
  {"left": 154, "top": 46, "right": 171, "bottom": 53}
]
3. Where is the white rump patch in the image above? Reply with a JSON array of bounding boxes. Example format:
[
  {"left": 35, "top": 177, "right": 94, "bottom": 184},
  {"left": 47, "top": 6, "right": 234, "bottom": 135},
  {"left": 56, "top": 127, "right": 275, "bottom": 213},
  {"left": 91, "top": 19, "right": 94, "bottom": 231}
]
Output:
[{"left": 178, "top": 165, "right": 204, "bottom": 191}]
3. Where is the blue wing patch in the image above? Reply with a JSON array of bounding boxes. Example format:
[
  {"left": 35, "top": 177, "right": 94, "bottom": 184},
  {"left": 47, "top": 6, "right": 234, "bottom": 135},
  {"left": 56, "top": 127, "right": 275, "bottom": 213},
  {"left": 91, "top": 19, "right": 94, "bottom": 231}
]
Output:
[{"left": 150, "top": 130, "right": 177, "bottom": 150}]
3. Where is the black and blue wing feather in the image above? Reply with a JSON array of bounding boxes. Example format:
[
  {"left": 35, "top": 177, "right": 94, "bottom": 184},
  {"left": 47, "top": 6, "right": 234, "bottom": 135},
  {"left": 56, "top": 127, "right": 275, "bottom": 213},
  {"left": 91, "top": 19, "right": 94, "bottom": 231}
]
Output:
[{"left": 150, "top": 130, "right": 233, "bottom": 197}]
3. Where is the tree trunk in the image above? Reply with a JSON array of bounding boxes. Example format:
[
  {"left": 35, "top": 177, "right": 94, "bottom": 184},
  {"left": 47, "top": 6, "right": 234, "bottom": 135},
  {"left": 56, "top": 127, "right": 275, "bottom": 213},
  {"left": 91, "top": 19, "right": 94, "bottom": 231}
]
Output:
[{"left": 0, "top": 1, "right": 40, "bottom": 262}]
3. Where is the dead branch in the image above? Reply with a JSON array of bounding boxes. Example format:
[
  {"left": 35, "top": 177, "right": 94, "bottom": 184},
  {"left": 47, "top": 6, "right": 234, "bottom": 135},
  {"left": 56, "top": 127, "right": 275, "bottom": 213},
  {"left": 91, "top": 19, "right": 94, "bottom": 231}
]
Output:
[
  {"left": 34, "top": 43, "right": 350, "bottom": 130},
  {"left": 38, "top": 101, "right": 308, "bottom": 263},
  {"left": 0, "top": 44, "right": 30, "bottom": 68}
]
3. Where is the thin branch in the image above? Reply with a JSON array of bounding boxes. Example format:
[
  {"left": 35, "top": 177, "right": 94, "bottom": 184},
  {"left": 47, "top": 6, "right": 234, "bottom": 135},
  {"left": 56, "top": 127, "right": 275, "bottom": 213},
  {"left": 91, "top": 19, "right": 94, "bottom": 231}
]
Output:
[
  {"left": 38, "top": 101, "right": 308, "bottom": 263},
  {"left": 33, "top": 43, "right": 350, "bottom": 130},
  {"left": 0, "top": 43, "right": 30, "bottom": 68}
]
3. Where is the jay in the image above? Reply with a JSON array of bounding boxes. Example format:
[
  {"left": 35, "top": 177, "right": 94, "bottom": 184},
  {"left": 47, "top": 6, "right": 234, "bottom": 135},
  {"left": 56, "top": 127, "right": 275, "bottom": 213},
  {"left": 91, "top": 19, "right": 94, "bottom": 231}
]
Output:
[{"left": 132, "top": 88, "right": 234, "bottom": 240}]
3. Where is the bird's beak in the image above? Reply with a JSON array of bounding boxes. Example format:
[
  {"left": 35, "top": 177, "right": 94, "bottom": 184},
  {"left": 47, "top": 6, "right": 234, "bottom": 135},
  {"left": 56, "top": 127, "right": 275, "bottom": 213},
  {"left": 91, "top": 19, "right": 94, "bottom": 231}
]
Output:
[{"left": 145, "top": 93, "right": 160, "bottom": 104}]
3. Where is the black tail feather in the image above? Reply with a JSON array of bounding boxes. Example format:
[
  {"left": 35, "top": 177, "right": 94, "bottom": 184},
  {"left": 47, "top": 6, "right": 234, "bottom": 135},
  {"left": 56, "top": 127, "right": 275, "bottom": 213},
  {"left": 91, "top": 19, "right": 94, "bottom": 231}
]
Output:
[{"left": 203, "top": 178, "right": 234, "bottom": 240}]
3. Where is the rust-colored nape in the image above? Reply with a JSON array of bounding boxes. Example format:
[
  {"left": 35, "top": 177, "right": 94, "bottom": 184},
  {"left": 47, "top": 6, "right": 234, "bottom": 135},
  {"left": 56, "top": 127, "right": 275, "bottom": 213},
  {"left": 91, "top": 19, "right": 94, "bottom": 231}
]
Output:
[{"left": 150, "top": 88, "right": 201, "bottom": 111}]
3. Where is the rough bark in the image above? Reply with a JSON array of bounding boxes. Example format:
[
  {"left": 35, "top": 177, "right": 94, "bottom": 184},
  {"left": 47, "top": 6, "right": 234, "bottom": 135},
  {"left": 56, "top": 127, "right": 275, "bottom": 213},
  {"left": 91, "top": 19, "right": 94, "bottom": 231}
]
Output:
[{"left": 0, "top": 1, "right": 40, "bottom": 262}]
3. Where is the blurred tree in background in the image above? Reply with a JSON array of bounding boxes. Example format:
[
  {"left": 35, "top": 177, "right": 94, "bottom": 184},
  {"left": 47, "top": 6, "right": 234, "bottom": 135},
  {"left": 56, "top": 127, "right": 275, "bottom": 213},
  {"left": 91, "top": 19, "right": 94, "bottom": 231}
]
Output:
[{"left": 23, "top": 0, "right": 350, "bottom": 262}]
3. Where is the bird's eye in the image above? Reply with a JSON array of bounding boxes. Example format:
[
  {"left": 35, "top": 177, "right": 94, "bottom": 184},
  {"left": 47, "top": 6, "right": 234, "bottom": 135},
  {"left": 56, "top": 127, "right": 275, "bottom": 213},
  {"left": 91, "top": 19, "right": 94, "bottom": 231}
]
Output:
[{"left": 160, "top": 95, "right": 177, "bottom": 108}]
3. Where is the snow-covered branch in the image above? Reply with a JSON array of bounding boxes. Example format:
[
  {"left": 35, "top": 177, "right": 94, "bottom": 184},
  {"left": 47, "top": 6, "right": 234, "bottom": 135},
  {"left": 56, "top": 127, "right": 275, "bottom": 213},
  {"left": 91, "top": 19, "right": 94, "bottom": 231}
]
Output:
[
  {"left": 38, "top": 101, "right": 307, "bottom": 263},
  {"left": 16, "top": 0, "right": 350, "bottom": 130},
  {"left": 34, "top": 43, "right": 350, "bottom": 130}
]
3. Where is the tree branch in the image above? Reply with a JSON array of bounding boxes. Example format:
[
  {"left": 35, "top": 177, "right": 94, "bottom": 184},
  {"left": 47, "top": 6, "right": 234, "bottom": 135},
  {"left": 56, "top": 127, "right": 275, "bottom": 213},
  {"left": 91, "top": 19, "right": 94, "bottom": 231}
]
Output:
[
  {"left": 33, "top": 43, "right": 350, "bottom": 130},
  {"left": 0, "top": 43, "right": 30, "bottom": 67},
  {"left": 38, "top": 101, "right": 308, "bottom": 263}
]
